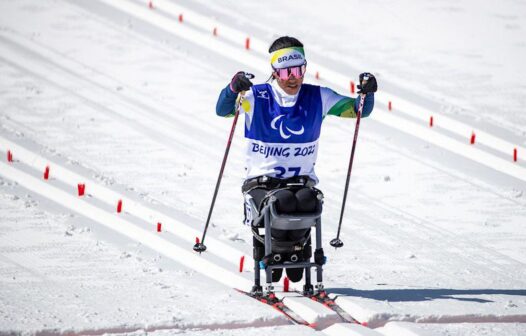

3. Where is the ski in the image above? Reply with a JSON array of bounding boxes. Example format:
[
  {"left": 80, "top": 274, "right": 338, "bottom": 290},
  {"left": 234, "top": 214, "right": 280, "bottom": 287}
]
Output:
[
  {"left": 235, "top": 288, "right": 311, "bottom": 326},
  {"left": 299, "top": 290, "right": 363, "bottom": 325}
]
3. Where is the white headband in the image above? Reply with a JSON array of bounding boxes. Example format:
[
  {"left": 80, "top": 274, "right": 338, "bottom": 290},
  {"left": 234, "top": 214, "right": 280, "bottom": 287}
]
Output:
[{"left": 270, "top": 47, "right": 306, "bottom": 69}]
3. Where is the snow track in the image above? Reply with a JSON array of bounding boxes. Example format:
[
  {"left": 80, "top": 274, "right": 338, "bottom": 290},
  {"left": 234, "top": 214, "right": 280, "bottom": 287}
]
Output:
[
  {"left": 0, "top": 33, "right": 231, "bottom": 164},
  {"left": 0, "top": 133, "right": 253, "bottom": 276},
  {"left": 0, "top": 152, "right": 251, "bottom": 291},
  {"left": 1, "top": 0, "right": 526, "bottom": 334},
  {"left": 0, "top": 139, "right": 365, "bottom": 332},
  {"left": 2, "top": 107, "right": 525, "bottom": 333}
]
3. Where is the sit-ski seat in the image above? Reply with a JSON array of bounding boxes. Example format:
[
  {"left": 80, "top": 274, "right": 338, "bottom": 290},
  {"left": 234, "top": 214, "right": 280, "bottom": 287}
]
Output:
[{"left": 244, "top": 186, "right": 327, "bottom": 296}]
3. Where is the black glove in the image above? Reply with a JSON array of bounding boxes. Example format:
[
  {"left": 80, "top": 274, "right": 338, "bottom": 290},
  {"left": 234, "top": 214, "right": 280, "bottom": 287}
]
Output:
[
  {"left": 357, "top": 72, "right": 377, "bottom": 94},
  {"left": 230, "top": 71, "right": 254, "bottom": 93}
]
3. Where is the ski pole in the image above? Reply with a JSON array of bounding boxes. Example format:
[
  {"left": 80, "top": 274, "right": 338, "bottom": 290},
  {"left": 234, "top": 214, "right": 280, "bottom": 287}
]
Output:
[
  {"left": 330, "top": 93, "right": 366, "bottom": 249},
  {"left": 193, "top": 84, "right": 250, "bottom": 253}
]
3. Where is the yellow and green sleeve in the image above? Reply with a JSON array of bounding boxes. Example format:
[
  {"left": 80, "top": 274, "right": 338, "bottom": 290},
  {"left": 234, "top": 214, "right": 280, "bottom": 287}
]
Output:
[{"left": 326, "top": 97, "right": 357, "bottom": 118}]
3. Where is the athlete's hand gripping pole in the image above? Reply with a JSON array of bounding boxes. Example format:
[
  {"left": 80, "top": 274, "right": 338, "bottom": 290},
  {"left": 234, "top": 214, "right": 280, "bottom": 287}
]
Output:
[
  {"left": 330, "top": 93, "right": 366, "bottom": 249},
  {"left": 194, "top": 73, "right": 254, "bottom": 253}
]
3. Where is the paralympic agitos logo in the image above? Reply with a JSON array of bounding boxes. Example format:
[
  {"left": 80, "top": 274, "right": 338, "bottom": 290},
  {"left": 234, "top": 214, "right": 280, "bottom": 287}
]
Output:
[{"left": 271, "top": 115, "right": 305, "bottom": 139}]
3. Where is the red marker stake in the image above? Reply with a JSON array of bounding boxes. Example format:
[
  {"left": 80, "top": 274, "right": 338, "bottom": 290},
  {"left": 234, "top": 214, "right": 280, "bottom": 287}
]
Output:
[
  {"left": 77, "top": 183, "right": 85, "bottom": 196},
  {"left": 213, "top": 27, "right": 217, "bottom": 36},
  {"left": 470, "top": 132, "right": 476, "bottom": 145},
  {"left": 388, "top": 101, "right": 392, "bottom": 111},
  {"left": 117, "top": 199, "right": 123, "bottom": 213},
  {"left": 7, "top": 150, "right": 13, "bottom": 162},
  {"left": 315, "top": 71, "right": 320, "bottom": 80},
  {"left": 178, "top": 14, "right": 183, "bottom": 23},
  {"left": 44, "top": 166, "right": 50, "bottom": 180},
  {"left": 239, "top": 256, "right": 245, "bottom": 273},
  {"left": 148, "top": 0, "right": 153, "bottom": 9},
  {"left": 514, "top": 148, "right": 518, "bottom": 162},
  {"left": 283, "top": 277, "right": 290, "bottom": 292},
  {"left": 430, "top": 116, "right": 434, "bottom": 127},
  {"left": 157, "top": 222, "right": 162, "bottom": 232},
  {"left": 350, "top": 81, "right": 355, "bottom": 94},
  {"left": 245, "top": 37, "right": 250, "bottom": 50}
]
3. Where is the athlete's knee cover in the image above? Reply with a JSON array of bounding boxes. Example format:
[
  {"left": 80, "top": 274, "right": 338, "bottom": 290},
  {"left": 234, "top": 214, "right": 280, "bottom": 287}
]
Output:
[
  {"left": 273, "top": 189, "right": 297, "bottom": 214},
  {"left": 295, "top": 187, "right": 318, "bottom": 213}
]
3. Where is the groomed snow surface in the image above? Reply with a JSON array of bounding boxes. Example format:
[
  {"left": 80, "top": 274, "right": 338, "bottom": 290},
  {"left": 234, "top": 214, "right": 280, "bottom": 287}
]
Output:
[{"left": 1, "top": 0, "right": 526, "bottom": 335}]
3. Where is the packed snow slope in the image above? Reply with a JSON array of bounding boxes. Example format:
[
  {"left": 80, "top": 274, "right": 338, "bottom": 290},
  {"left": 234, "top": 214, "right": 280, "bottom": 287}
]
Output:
[{"left": 0, "top": 0, "right": 525, "bottom": 335}]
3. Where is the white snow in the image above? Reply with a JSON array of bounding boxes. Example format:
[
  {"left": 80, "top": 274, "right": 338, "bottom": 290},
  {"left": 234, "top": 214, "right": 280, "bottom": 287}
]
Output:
[
  {"left": 0, "top": 0, "right": 525, "bottom": 335},
  {"left": 376, "top": 321, "right": 526, "bottom": 336},
  {"left": 282, "top": 294, "right": 340, "bottom": 328},
  {"left": 324, "top": 323, "right": 385, "bottom": 336},
  {"left": 0, "top": 176, "right": 285, "bottom": 334}
]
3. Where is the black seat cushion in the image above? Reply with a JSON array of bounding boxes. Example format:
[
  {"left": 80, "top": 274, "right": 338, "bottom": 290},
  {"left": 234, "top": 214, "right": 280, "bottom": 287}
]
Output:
[{"left": 295, "top": 188, "right": 318, "bottom": 212}]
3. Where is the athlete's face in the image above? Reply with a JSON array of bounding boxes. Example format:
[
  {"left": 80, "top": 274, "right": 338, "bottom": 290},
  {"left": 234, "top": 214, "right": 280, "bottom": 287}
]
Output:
[{"left": 273, "top": 72, "right": 304, "bottom": 95}]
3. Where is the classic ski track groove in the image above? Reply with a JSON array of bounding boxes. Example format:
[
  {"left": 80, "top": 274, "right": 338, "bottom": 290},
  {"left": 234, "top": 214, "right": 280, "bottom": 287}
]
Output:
[
  {"left": 0, "top": 24, "right": 226, "bottom": 138},
  {"left": 319, "top": 130, "right": 526, "bottom": 281},
  {"left": 323, "top": 180, "right": 526, "bottom": 286},
  {"left": 0, "top": 132, "right": 252, "bottom": 271},
  {"left": 0, "top": 36, "right": 237, "bottom": 165}
]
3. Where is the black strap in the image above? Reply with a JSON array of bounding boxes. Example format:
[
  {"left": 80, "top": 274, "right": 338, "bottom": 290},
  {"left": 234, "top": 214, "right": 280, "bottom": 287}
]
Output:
[{"left": 242, "top": 175, "right": 314, "bottom": 193}]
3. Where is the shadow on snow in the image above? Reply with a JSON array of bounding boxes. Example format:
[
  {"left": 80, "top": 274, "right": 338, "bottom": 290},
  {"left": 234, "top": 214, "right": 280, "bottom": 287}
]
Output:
[{"left": 327, "top": 288, "right": 526, "bottom": 303}]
